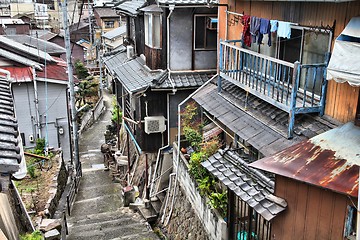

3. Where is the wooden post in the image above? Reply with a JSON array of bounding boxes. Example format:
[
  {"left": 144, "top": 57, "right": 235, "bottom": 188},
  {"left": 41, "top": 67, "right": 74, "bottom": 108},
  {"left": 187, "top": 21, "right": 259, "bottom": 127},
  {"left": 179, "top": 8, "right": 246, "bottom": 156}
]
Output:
[
  {"left": 320, "top": 52, "right": 330, "bottom": 116},
  {"left": 288, "top": 61, "right": 300, "bottom": 139}
]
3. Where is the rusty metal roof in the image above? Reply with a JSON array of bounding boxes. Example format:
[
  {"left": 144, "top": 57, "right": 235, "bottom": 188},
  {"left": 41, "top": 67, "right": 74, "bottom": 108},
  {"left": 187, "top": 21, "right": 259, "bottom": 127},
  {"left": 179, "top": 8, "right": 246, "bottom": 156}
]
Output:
[
  {"left": 202, "top": 149, "right": 287, "bottom": 221},
  {"left": 250, "top": 122, "right": 360, "bottom": 197},
  {"left": 0, "top": 67, "right": 33, "bottom": 83}
]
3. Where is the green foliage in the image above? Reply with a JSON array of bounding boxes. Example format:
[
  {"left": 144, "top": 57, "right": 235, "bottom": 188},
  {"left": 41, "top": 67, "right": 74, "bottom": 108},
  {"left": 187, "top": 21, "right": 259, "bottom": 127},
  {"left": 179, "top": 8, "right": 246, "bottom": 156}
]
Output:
[
  {"left": 181, "top": 101, "right": 198, "bottom": 128},
  {"left": 76, "top": 79, "right": 99, "bottom": 106},
  {"left": 197, "top": 175, "right": 215, "bottom": 196},
  {"left": 74, "top": 60, "right": 89, "bottom": 80},
  {"left": 201, "top": 137, "right": 221, "bottom": 158},
  {"left": 189, "top": 151, "right": 207, "bottom": 180},
  {"left": 208, "top": 190, "right": 228, "bottom": 217},
  {"left": 27, "top": 165, "right": 36, "bottom": 178},
  {"left": 20, "top": 230, "right": 43, "bottom": 240},
  {"left": 183, "top": 127, "right": 202, "bottom": 150},
  {"left": 111, "top": 97, "right": 122, "bottom": 123}
]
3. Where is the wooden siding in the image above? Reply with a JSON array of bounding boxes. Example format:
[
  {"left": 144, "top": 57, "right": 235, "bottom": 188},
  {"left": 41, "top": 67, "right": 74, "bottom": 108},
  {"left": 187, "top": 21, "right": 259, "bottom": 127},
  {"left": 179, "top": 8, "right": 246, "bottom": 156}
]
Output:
[
  {"left": 219, "top": 0, "right": 360, "bottom": 123},
  {"left": 145, "top": 45, "right": 162, "bottom": 70},
  {"left": 273, "top": 175, "right": 354, "bottom": 240}
]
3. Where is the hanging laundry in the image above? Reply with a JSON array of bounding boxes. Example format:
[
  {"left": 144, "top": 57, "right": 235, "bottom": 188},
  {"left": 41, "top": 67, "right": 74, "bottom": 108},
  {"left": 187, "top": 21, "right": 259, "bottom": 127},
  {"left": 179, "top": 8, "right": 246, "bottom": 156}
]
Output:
[
  {"left": 241, "top": 15, "right": 252, "bottom": 47},
  {"left": 270, "top": 20, "right": 278, "bottom": 32},
  {"left": 277, "top": 21, "right": 292, "bottom": 39},
  {"left": 258, "top": 18, "right": 271, "bottom": 46},
  {"left": 250, "top": 16, "right": 261, "bottom": 43}
]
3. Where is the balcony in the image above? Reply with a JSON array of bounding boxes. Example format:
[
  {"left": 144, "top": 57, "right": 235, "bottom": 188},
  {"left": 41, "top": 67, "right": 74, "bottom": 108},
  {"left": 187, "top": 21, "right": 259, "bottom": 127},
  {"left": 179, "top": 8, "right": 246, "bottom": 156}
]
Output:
[{"left": 218, "top": 40, "right": 328, "bottom": 138}]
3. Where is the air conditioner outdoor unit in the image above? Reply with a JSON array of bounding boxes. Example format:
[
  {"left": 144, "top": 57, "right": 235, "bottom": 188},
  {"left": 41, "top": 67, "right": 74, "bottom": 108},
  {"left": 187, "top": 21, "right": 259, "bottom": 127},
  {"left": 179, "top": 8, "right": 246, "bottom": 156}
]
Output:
[{"left": 144, "top": 116, "right": 166, "bottom": 134}]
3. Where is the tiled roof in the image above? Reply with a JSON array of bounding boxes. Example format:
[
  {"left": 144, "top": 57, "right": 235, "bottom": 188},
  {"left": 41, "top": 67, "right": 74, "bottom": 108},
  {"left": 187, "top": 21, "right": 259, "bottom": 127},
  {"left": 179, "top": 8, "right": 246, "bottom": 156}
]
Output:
[
  {"left": 115, "top": 0, "right": 146, "bottom": 16},
  {"left": 102, "top": 26, "right": 127, "bottom": 40},
  {"left": 103, "top": 48, "right": 128, "bottom": 68},
  {"left": 202, "top": 149, "right": 287, "bottom": 221},
  {"left": 6, "top": 35, "right": 66, "bottom": 55},
  {"left": 0, "top": 73, "right": 22, "bottom": 173},
  {"left": 94, "top": 7, "right": 119, "bottom": 18},
  {"left": 193, "top": 81, "right": 335, "bottom": 156},
  {"left": 157, "top": 0, "right": 218, "bottom": 5},
  {"left": 114, "top": 57, "right": 166, "bottom": 93},
  {"left": 152, "top": 71, "right": 215, "bottom": 89},
  {"left": 193, "top": 82, "right": 298, "bottom": 156}
]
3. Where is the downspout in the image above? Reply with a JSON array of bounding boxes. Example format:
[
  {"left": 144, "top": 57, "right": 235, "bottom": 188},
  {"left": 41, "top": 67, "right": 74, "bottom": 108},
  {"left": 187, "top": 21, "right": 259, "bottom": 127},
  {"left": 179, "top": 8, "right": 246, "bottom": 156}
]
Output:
[
  {"left": 167, "top": 5, "right": 176, "bottom": 93},
  {"left": 165, "top": 73, "right": 218, "bottom": 226},
  {"left": 32, "top": 66, "right": 42, "bottom": 139}
]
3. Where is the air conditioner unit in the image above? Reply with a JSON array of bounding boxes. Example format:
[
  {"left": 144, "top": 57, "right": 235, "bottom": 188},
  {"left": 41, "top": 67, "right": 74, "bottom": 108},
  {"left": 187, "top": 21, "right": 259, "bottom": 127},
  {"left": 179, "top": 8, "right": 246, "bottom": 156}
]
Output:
[{"left": 144, "top": 116, "right": 166, "bottom": 134}]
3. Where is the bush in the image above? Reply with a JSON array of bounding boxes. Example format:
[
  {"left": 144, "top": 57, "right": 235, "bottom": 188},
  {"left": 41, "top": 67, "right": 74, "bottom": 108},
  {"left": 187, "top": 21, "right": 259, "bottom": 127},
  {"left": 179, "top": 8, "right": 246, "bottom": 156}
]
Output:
[
  {"left": 183, "top": 127, "right": 202, "bottom": 150},
  {"left": 20, "top": 230, "right": 43, "bottom": 240},
  {"left": 209, "top": 190, "right": 228, "bottom": 217}
]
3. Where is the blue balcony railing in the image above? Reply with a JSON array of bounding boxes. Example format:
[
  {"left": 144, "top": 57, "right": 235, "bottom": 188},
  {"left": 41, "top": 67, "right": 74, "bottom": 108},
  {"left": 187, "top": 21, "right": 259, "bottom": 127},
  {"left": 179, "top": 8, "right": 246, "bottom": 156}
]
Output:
[{"left": 218, "top": 40, "right": 328, "bottom": 138}]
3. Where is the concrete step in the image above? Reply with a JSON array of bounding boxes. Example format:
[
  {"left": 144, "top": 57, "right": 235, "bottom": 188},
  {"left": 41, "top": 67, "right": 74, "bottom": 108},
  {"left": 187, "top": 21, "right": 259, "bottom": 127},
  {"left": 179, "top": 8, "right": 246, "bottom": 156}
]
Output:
[
  {"left": 150, "top": 199, "right": 162, "bottom": 214},
  {"left": 137, "top": 204, "right": 158, "bottom": 223},
  {"left": 110, "top": 231, "right": 159, "bottom": 240},
  {"left": 69, "top": 208, "right": 137, "bottom": 225},
  {"left": 68, "top": 222, "right": 157, "bottom": 240}
]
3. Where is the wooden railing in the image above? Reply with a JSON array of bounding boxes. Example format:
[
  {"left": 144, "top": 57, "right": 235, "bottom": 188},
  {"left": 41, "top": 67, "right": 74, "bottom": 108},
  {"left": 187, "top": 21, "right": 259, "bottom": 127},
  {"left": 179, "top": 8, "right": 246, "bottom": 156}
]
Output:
[{"left": 219, "top": 40, "right": 328, "bottom": 138}]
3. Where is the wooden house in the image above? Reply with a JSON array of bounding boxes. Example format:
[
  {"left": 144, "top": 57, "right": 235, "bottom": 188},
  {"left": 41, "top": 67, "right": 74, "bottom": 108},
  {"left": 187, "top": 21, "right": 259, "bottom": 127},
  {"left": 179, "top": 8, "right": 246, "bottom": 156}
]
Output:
[{"left": 185, "top": 0, "right": 360, "bottom": 239}]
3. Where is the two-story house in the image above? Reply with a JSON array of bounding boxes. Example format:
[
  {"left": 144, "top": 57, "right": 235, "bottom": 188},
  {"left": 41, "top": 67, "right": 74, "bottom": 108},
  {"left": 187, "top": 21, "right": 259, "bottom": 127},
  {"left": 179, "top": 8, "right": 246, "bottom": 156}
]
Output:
[{"left": 177, "top": 0, "right": 360, "bottom": 239}]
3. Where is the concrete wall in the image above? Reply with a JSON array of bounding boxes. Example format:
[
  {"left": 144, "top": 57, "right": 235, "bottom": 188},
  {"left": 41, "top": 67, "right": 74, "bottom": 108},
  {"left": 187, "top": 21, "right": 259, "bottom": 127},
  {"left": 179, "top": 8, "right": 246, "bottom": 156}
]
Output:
[
  {"left": 169, "top": 9, "right": 217, "bottom": 71},
  {"left": 12, "top": 81, "right": 71, "bottom": 161},
  {"left": 169, "top": 9, "right": 192, "bottom": 71},
  {"left": 172, "top": 144, "right": 227, "bottom": 240}
]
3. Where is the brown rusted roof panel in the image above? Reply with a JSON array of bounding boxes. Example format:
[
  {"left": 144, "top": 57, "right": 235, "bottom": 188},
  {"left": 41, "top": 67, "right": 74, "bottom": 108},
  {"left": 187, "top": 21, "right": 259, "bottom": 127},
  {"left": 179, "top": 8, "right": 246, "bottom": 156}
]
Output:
[{"left": 250, "top": 122, "right": 360, "bottom": 197}]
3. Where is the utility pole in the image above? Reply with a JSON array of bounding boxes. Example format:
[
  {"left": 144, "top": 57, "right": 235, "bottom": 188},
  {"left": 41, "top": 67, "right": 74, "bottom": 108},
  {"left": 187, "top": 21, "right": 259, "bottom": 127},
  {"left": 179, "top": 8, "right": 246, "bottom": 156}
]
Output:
[
  {"left": 88, "top": 2, "right": 93, "bottom": 64},
  {"left": 61, "top": 0, "right": 80, "bottom": 170}
]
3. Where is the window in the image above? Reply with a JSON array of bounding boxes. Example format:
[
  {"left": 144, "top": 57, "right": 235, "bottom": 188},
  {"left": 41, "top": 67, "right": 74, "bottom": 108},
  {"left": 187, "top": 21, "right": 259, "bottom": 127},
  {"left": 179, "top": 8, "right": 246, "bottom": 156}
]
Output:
[
  {"left": 144, "top": 13, "right": 161, "bottom": 48},
  {"left": 194, "top": 15, "right": 217, "bottom": 50},
  {"left": 253, "top": 26, "right": 331, "bottom": 95},
  {"left": 104, "top": 21, "right": 114, "bottom": 29}
]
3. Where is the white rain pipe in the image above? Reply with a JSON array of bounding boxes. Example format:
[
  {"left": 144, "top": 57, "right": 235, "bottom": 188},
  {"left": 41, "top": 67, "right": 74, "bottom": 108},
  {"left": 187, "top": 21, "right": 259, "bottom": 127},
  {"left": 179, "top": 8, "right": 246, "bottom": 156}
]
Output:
[
  {"left": 165, "top": 74, "right": 218, "bottom": 226},
  {"left": 32, "top": 66, "right": 42, "bottom": 138}
]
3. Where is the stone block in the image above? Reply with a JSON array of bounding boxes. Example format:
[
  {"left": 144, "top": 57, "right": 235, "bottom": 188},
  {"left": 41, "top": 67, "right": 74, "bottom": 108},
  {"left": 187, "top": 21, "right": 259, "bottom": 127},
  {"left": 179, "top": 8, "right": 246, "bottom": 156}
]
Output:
[{"left": 44, "top": 229, "right": 60, "bottom": 240}]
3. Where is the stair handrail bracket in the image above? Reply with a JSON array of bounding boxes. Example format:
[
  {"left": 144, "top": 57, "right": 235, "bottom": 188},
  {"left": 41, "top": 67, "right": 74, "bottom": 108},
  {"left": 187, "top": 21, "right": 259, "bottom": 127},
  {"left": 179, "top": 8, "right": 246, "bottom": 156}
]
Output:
[{"left": 218, "top": 40, "right": 328, "bottom": 139}]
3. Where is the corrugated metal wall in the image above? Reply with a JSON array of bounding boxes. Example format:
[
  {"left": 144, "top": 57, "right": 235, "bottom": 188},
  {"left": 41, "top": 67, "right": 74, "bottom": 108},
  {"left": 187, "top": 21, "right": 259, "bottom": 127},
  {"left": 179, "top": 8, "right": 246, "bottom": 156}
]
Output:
[{"left": 219, "top": 0, "right": 360, "bottom": 123}]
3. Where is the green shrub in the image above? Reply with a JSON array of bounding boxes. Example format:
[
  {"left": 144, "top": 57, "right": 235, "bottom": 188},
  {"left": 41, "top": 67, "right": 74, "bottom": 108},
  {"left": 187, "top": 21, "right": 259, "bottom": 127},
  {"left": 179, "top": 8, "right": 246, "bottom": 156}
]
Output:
[
  {"left": 209, "top": 190, "right": 228, "bottom": 217},
  {"left": 20, "top": 230, "right": 43, "bottom": 240},
  {"left": 183, "top": 127, "right": 202, "bottom": 150},
  {"left": 27, "top": 165, "right": 36, "bottom": 178}
]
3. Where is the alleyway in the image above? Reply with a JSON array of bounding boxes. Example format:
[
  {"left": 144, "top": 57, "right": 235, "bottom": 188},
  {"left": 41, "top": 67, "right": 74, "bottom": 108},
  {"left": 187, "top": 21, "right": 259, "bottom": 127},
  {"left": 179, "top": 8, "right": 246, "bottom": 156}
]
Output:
[{"left": 67, "top": 90, "right": 158, "bottom": 240}]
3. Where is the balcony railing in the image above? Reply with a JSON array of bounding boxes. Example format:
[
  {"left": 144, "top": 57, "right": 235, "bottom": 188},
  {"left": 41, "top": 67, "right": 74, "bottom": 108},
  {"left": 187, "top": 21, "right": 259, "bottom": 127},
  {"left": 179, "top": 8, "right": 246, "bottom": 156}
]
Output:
[{"left": 218, "top": 40, "right": 328, "bottom": 138}]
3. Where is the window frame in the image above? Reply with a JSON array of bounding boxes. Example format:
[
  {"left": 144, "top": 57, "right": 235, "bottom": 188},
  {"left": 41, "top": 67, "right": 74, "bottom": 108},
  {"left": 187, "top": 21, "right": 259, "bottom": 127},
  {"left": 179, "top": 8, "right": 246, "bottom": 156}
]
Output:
[
  {"left": 144, "top": 12, "right": 162, "bottom": 49},
  {"left": 193, "top": 14, "right": 218, "bottom": 51},
  {"left": 104, "top": 21, "right": 115, "bottom": 29}
]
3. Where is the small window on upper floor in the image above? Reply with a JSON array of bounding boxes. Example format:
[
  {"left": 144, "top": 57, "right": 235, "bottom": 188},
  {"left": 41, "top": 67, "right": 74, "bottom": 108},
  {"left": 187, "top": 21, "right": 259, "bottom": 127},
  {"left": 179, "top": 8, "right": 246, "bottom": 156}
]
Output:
[
  {"left": 144, "top": 13, "right": 161, "bottom": 48},
  {"left": 194, "top": 14, "right": 217, "bottom": 50},
  {"left": 104, "top": 21, "right": 114, "bottom": 29}
]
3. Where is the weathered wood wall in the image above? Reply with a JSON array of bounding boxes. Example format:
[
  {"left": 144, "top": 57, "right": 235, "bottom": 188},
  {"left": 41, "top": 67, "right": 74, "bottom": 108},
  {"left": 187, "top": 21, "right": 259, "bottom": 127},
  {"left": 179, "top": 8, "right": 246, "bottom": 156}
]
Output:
[
  {"left": 145, "top": 45, "right": 162, "bottom": 70},
  {"left": 273, "top": 175, "right": 354, "bottom": 240},
  {"left": 218, "top": 0, "right": 360, "bottom": 123}
]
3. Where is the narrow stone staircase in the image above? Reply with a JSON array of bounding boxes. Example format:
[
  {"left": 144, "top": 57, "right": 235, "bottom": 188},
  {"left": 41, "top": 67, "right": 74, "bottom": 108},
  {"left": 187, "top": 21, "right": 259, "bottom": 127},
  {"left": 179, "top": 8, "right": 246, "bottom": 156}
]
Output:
[{"left": 67, "top": 207, "right": 158, "bottom": 240}]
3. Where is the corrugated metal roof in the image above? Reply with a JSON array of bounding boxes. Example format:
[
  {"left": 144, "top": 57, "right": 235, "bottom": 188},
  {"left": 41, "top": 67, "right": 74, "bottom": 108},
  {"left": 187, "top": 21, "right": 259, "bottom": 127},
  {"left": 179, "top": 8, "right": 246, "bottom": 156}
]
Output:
[
  {"left": 152, "top": 71, "right": 215, "bottom": 89},
  {"left": 0, "top": 67, "right": 33, "bottom": 83},
  {"left": 115, "top": 0, "right": 146, "bottom": 16},
  {"left": 0, "top": 48, "right": 42, "bottom": 70},
  {"left": 6, "top": 35, "right": 66, "bottom": 55},
  {"left": 0, "top": 36, "right": 54, "bottom": 63},
  {"left": 250, "top": 122, "right": 360, "bottom": 198},
  {"left": 36, "top": 63, "right": 70, "bottom": 82},
  {"left": 157, "top": 0, "right": 218, "bottom": 5},
  {"left": 102, "top": 26, "right": 127, "bottom": 40},
  {"left": 202, "top": 149, "right": 287, "bottom": 221},
  {"left": 192, "top": 82, "right": 298, "bottom": 156},
  {"left": 0, "top": 73, "right": 22, "bottom": 173}
]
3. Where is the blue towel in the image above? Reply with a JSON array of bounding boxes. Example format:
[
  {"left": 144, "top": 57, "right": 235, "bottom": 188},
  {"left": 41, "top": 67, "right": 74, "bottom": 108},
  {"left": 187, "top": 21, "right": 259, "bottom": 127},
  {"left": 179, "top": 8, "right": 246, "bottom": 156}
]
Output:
[
  {"left": 277, "top": 21, "right": 291, "bottom": 39},
  {"left": 270, "top": 20, "right": 278, "bottom": 32}
]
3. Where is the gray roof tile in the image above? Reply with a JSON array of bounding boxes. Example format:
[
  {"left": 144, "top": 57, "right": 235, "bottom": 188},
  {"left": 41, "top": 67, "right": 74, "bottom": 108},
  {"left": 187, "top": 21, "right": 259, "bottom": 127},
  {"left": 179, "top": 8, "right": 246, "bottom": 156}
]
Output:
[
  {"left": 115, "top": 0, "right": 146, "bottom": 16},
  {"left": 152, "top": 71, "right": 215, "bottom": 89},
  {"left": 0, "top": 74, "right": 22, "bottom": 173},
  {"left": 201, "top": 149, "right": 286, "bottom": 221}
]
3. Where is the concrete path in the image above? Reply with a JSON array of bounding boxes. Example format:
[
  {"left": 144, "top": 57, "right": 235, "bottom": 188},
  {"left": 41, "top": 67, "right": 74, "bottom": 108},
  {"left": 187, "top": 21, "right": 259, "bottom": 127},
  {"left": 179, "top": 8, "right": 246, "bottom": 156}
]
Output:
[{"left": 67, "top": 90, "right": 158, "bottom": 240}]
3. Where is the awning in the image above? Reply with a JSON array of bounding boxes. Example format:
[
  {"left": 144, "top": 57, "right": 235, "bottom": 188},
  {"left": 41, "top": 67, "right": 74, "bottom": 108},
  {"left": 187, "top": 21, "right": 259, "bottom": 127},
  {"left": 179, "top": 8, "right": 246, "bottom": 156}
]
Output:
[{"left": 327, "top": 17, "right": 360, "bottom": 87}]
